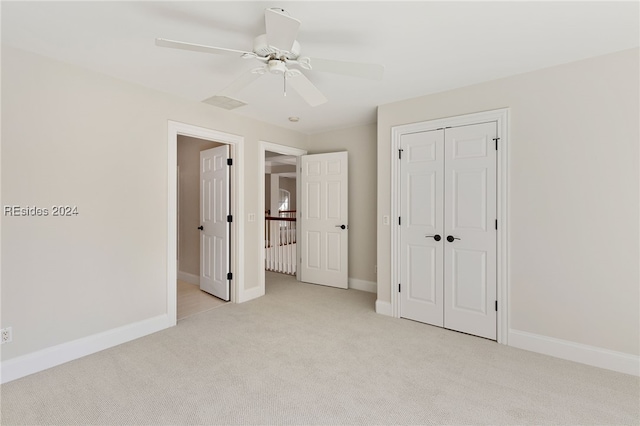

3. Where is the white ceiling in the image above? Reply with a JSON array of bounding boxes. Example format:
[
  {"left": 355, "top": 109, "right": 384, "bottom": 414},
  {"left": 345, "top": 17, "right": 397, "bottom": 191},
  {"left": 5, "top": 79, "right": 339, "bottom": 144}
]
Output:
[{"left": 2, "top": 1, "right": 638, "bottom": 135}]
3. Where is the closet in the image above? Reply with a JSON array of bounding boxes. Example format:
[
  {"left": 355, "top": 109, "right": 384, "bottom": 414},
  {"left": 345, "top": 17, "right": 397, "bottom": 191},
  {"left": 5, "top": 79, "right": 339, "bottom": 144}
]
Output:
[{"left": 399, "top": 121, "right": 497, "bottom": 340}]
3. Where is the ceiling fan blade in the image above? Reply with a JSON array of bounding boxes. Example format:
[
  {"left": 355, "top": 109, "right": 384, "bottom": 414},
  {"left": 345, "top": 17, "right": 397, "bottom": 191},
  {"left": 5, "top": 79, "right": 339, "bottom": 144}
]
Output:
[
  {"left": 155, "top": 38, "right": 256, "bottom": 58},
  {"left": 287, "top": 73, "right": 327, "bottom": 107},
  {"left": 264, "top": 8, "right": 300, "bottom": 52},
  {"left": 308, "top": 57, "right": 384, "bottom": 80},
  {"left": 218, "top": 67, "right": 266, "bottom": 97}
]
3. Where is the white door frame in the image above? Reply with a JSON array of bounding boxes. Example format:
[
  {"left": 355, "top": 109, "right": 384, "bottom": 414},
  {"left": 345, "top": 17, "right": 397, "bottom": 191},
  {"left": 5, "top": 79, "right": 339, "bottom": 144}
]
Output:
[
  {"left": 167, "top": 121, "right": 245, "bottom": 323},
  {"left": 258, "top": 141, "right": 307, "bottom": 294},
  {"left": 390, "top": 108, "right": 510, "bottom": 344}
]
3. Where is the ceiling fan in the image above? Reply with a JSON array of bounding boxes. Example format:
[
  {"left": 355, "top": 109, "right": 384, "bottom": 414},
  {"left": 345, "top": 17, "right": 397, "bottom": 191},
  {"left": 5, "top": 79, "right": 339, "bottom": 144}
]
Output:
[{"left": 156, "top": 8, "right": 384, "bottom": 107}]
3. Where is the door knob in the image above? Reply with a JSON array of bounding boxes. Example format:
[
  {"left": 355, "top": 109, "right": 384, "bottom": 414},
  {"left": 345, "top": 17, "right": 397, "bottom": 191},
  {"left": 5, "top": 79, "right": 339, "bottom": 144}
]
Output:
[
  {"left": 198, "top": 226, "right": 204, "bottom": 230},
  {"left": 446, "top": 235, "right": 460, "bottom": 242},
  {"left": 335, "top": 224, "right": 347, "bottom": 230},
  {"left": 425, "top": 234, "right": 441, "bottom": 241}
]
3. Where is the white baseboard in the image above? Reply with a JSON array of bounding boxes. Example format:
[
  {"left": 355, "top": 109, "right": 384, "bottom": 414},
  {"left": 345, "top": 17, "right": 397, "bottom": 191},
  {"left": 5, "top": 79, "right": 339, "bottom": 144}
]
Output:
[
  {"left": 177, "top": 271, "right": 199, "bottom": 285},
  {"left": 237, "top": 285, "right": 264, "bottom": 303},
  {"left": 375, "top": 299, "right": 393, "bottom": 316},
  {"left": 348, "top": 278, "right": 376, "bottom": 293},
  {"left": 508, "top": 329, "right": 639, "bottom": 376},
  {"left": 1, "top": 314, "right": 174, "bottom": 384}
]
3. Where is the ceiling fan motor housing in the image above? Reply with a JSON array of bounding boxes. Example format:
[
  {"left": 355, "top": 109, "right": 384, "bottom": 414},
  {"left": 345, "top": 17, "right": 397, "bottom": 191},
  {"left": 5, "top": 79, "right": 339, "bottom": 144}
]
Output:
[{"left": 253, "top": 34, "right": 301, "bottom": 60}]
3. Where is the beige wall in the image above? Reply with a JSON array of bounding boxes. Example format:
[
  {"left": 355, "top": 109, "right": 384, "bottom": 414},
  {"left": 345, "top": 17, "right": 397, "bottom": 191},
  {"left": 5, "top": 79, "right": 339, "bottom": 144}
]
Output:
[
  {"left": 309, "top": 124, "right": 377, "bottom": 284},
  {"left": 1, "top": 46, "right": 308, "bottom": 361},
  {"left": 377, "top": 48, "right": 639, "bottom": 355},
  {"left": 177, "top": 136, "right": 222, "bottom": 276}
]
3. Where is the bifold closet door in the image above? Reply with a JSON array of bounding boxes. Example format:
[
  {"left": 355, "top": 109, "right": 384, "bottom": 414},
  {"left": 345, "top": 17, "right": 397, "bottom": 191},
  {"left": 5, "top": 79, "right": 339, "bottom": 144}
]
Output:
[{"left": 443, "top": 122, "right": 497, "bottom": 340}]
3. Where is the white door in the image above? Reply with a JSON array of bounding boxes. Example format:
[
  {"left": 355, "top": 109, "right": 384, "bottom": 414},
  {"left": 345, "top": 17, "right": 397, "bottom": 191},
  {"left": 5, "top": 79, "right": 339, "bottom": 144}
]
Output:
[
  {"left": 299, "top": 152, "right": 348, "bottom": 289},
  {"left": 199, "top": 145, "right": 230, "bottom": 301},
  {"left": 443, "top": 122, "right": 497, "bottom": 339},
  {"left": 399, "top": 130, "right": 445, "bottom": 325},
  {"left": 399, "top": 122, "right": 497, "bottom": 340}
]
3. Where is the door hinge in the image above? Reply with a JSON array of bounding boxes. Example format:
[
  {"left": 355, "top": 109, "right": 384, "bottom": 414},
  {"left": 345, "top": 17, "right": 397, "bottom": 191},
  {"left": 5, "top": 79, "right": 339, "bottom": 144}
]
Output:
[
  {"left": 227, "top": 158, "right": 233, "bottom": 166},
  {"left": 227, "top": 272, "right": 233, "bottom": 280},
  {"left": 495, "top": 219, "right": 498, "bottom": 230},
  {"left": 495, "top": 300, "right": 498, "bottom": 311},
  {"left": 227, "top": 215, "right": 233, "bottom": 223},
  {"left": 398, "top": 283, "right": 401, "bottom": 293},
  {"left": 398, "top": 149, "right": 403, "bottom": 159},
  {"left": 493, "top": 137, "right": 500, "bottom": 150}
]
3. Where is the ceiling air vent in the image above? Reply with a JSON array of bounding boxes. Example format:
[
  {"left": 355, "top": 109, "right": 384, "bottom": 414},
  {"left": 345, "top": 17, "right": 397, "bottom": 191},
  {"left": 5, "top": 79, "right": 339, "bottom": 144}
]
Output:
[{"left": 202, "top": 95, "right": 247, "bottom": 110}]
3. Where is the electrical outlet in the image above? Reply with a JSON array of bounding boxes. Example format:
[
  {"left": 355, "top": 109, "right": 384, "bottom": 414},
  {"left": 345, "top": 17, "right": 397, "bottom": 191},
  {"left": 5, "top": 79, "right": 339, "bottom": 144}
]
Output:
[{"left": 1, "top": 327, "right": 12, "bottom": 344}]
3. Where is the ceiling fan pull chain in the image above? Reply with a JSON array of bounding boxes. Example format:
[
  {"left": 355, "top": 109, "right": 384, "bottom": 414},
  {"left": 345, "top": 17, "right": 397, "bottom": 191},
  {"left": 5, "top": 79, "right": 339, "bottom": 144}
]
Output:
[{"left": 284, "top": 73, "right": 287, "bottom": 97}]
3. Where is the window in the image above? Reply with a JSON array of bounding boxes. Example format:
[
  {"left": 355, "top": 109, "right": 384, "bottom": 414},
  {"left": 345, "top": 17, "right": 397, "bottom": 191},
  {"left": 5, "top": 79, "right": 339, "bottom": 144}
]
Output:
[{"left": 279, "top": 189, "right": 290, "bottom": 212}]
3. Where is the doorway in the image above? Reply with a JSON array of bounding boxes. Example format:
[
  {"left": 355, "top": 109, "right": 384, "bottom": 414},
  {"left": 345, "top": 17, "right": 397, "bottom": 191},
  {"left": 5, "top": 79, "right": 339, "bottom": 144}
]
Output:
[
  {"left": 259, "top": 142, "right": 307, "bottom": 294},
  {"left": 167, "top": 121, "right": 245, "bottom": 324},
  {"left": 176, "top": 136, "right": 229, "bottom": 318},
  {"left": 264, "top": 150, "right": 299, "bottom": 276}
]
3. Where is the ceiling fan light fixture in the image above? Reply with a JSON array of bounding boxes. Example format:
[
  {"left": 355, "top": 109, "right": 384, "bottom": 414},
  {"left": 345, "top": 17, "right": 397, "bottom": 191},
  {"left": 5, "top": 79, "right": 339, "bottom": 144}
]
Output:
[{"left": 268, "top": 59, "right": 286, "bottom": 75}]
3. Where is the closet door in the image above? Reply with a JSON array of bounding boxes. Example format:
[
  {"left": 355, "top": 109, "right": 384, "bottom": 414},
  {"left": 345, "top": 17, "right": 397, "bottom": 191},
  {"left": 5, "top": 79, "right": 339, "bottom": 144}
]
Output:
[
  {"left": 399, "top": 130, "right": 445, "bottom": 326},
  {"left": 443, "top": 122, "right": 497, "bottom": 340}
]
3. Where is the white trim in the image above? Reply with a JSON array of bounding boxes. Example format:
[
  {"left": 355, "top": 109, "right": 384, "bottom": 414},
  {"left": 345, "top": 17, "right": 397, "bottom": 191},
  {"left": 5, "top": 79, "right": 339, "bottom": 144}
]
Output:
[
  {"left": 376, "top": 300, "right": 393, "bottom": 316},
  {"left": 1, "top": 314, "right": 172, "bottom": 384},
  {"left": 348, "top": 278, "right": 376, "bottom": 293},
  {"left": 509, "top": 329, "right": 640, "bottom": 376},
  {"left": 259, "top": 141, "right": 307, "bottom": 297},
  {"left": 168, "top": 121, "right": 245, "bottom": 308},
  {"left": 390, "top": 108, "right": 510, "bottom": 344},
  {"left": 237, "top": 285, "right": 265, "bottom": 304},
  {"left": 177, "top": 271, "right": 199, "bottom": 285}
]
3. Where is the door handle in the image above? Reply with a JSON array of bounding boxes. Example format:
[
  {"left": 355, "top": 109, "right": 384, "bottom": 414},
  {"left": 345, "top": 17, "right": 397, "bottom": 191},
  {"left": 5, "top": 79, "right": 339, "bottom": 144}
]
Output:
[
  {"left": 446, "top": 235, "right": 460, "bottom": 242},
  {"left": 335, "top": 225, "right": 348, "bottom": 230},
  {"left": 425, "top": 234, "right": 441, "bottom": 241},
  {"left": 198, "top": 226, "right": 204, "bottom": 231}
]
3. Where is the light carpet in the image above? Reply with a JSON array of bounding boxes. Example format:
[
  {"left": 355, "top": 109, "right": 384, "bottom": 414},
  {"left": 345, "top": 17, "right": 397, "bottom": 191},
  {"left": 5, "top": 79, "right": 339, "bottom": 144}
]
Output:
[{"left": 1, "top": 271, "right": 638, "bottom": 425}]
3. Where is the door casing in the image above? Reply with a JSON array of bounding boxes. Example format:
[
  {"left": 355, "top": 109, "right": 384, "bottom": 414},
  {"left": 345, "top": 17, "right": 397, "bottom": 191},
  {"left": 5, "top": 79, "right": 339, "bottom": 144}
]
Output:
[{"left": 390, "top": 108, "right": 510, "bottom": 344}]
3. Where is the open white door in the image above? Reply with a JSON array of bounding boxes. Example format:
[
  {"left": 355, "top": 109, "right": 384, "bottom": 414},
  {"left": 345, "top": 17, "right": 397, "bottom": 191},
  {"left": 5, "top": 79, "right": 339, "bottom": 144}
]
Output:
[
  {"left": 199, "top": 145, "right": 230, "bottom": 301},
  {"left": 299, "top": 152, "right": 348, "bottom": 289}
]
